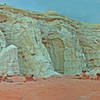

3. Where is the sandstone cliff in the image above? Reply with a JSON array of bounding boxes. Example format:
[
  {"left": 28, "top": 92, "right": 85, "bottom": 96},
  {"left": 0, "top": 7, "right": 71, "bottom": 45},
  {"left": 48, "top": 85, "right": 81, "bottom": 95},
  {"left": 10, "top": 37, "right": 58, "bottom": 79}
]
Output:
[{"left": 0, "top": 5, "right": 100, "bottom": 77}]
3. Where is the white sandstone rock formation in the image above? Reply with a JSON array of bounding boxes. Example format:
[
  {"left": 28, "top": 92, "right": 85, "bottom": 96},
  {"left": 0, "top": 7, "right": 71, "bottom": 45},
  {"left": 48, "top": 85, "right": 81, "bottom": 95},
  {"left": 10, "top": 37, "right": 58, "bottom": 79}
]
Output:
[
  {"left": 0, "top": 5, "right": 99, "bottom": 77},
  {"left": 0, "top": 45, "right": 19, "bottom": 75}
]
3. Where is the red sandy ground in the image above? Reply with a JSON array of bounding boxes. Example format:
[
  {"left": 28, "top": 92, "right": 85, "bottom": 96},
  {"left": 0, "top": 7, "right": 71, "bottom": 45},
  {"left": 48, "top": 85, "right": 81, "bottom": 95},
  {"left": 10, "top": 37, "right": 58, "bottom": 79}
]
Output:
[{"left": 0, "top": 75, "right": 100, "bottom": 100}]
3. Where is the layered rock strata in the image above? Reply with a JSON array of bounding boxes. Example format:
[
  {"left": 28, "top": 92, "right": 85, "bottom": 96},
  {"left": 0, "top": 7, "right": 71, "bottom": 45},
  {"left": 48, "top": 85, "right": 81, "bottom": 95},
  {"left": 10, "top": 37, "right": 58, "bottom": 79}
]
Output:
[{"left": 0, "top": 5, "right": 100, "bottom": 76}]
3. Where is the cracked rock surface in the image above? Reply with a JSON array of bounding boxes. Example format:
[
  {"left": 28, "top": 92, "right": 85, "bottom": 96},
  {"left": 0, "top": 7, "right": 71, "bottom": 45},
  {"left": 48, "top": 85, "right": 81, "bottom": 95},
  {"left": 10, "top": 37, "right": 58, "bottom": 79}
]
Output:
[{"left": 0, "top": 5, "right": 100, "bottom": 76}]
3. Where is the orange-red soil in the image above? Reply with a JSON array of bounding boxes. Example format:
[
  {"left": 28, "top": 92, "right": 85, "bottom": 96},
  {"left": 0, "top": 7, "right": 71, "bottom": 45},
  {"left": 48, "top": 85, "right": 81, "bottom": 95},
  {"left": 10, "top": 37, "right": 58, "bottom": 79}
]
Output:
[{"left": 0, "top": 75, "right": 100, "bottom": 100}]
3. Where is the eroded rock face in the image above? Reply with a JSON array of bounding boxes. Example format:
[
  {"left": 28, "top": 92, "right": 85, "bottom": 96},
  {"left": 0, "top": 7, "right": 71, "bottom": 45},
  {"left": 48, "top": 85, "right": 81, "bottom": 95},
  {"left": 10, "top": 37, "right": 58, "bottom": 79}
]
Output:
[
  {"left": 0, "top": 5, "right": 57, "bottom": 77},
  {"left": 0, "top": 5, "right": 100, "bottom": 76},
  {"left": 0, "top": 45, "right": 19, "bottom": 75}
]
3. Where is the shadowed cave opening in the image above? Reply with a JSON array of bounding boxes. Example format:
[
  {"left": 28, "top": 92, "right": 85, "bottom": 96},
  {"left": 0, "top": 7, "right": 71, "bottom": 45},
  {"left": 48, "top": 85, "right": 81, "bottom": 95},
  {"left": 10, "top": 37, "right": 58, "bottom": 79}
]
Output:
[{"left": 43, "top": 38, "right": 64, "bottom": 74}]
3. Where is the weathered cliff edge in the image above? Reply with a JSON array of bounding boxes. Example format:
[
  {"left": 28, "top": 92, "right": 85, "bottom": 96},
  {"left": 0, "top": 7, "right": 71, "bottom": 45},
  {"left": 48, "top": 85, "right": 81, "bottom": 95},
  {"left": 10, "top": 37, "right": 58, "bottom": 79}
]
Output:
[{"left": 0, "top": 5, "right": 100, "bottom": 77}]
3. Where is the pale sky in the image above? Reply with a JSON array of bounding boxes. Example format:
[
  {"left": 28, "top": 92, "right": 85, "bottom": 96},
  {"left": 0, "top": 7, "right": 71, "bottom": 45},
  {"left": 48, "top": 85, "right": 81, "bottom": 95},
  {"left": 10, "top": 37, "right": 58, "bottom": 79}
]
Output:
[{"left": 1, "top": 0, "right": 100, "bottom": 23}]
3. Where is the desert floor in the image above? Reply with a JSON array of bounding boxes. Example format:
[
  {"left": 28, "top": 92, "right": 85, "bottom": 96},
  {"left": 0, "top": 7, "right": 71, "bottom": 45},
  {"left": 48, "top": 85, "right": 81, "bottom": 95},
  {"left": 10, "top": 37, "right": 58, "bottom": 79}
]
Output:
[{"left": 0, "top": 75, "right": 100, "bottom": 100}]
